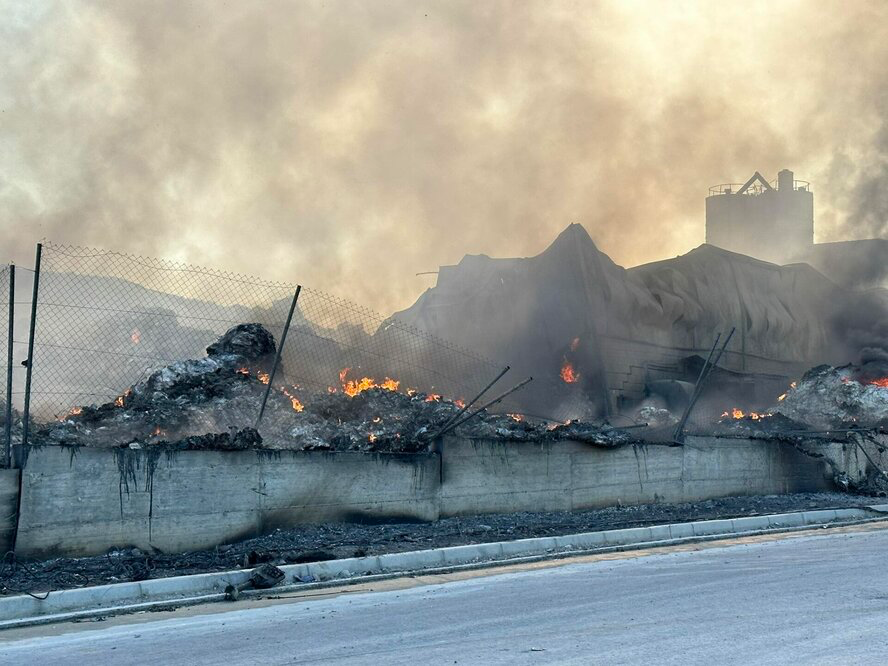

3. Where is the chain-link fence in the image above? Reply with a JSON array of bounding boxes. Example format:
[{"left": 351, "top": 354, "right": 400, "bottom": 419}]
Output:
[
  {"left": 27, "top": 242, "right": 531, "bottom": 434},
  {"left": 30, "top": 242, "right": 295, "bottom": 420},
  {"left": 4, "top": 240, "right": 811, "bottom": 454}
]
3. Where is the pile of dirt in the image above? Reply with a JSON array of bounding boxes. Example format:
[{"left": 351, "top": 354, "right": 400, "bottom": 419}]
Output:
[{"left": 31, "top": 323, "right": 635, "bottom": 453}]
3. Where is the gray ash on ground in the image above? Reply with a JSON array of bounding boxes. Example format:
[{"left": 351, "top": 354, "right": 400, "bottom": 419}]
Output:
[
  {"left": 0, "top": 492, "right": 875, "bottom": 598},
  {"left": 30, "top": 323, "right": 633, "bottom": 453}
]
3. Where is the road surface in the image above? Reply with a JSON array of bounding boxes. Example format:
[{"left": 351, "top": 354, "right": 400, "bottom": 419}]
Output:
[{"left": 3, "top": 525, "right": 888, "bottom": 664}]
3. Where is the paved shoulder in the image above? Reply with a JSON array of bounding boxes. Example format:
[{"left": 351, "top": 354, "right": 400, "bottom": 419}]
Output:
[{"left": 3, "top": 528, "right": 888, "bottom": 664}]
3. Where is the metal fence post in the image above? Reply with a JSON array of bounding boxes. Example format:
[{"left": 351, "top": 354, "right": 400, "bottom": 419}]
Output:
[
  {"left": 256, "top": 286, "right": 301, "bottom": 429},
  {"left": 5, "top": 264, "right": 13, "bottom": 468},
  {"left": 20, "top": 244, "right": 41, "bottom": 463}
]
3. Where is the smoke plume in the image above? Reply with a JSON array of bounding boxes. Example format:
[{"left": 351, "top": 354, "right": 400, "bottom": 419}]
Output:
[{"left": 1, "top": 1, "right": 887, "bottom": 312}]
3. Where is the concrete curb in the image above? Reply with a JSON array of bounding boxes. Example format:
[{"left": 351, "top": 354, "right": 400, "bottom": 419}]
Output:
[{"left": 2, "top": 504, "right": 888, "bottom": 630}]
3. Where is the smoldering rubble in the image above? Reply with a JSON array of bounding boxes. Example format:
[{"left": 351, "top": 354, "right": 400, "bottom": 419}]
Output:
[
  {"left": 712, "top": 360, "right": 888, "bottom": 436},
  {"left": 30, "top": 323, "right": 634, "bottom": 453}
]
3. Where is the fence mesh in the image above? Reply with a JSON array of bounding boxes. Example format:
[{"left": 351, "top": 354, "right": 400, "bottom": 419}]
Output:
[{"left": 29, "top": 242, "right": 532, "bottom": 432}]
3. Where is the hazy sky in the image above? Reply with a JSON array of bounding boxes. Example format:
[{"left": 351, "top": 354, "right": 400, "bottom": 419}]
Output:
[{"left": 2, "top": 0, "right": 886, "bottom": 313}]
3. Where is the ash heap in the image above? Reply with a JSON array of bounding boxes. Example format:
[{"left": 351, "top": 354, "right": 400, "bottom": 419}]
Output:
[
  {"left": 715, "top": 360, "right": 888, "bottom": 435},
  {"left": 33, "top": 324, "right": 632, "bottom": 453}
]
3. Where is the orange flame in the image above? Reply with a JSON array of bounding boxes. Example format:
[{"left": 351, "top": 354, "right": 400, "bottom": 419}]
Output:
[
  {"left": 281, "top": 387, "right": 304, "bottom": 412},
  {"left": 870, "top": 378, "right": 888, "bottom": 388},
  {"left": 68, "top": 406, "right": 82, "bottom": 416},
  {"left": 130, "top": 328, "right": 141, "bottom": 344},
  {"left": 722, "top": 408, "right": 769, "bottom": 421},
  {"left": 152, "top": 427, "right": 167, "bottom": 437},
  {"left": 425, "top": 393, "right": 442, "bottom": 402},
  {"left": 454, "top": 399, "right": 466, "bottom": 408},
  {"left": 257, "top": 371, "right": 270, "bottom": 385},
  {"left": 114, "top": 388, "right": 132, "bottom": 408},
  {"left": 560, "top": 358, "right": 580, "bottom": 383},
  {"left": 508, "top": 413, "right": 524, "bottom": 422},
  {"left": 339, "top": 368, "right": 401, "bottom": 397},
  {"left": 368, "top": 433, "right": 378, "bottom": 443},
  {"left": 237, "top": 367, "right": 249, "bottom": 376}
]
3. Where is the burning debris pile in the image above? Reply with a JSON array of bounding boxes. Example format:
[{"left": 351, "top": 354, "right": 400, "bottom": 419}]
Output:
[
  {"left": 31, "top": 324, "right": 633, "bottom": 453},
  {"left": 773, "top": 362, "right": 888, "bottom": 430},
  {"left": 712, "top": 360, "right": 888, "bottom": 435}
]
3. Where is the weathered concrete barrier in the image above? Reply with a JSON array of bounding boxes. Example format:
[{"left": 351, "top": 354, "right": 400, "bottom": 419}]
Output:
[
  {"left": 13, "top": 436, "right": 837, "bottom": 558},
  {"left": 438, "top": 435, "right": 832, "bottom": 516},
  {"left": 15, "top": 448, "right": 438, "bottom": 558},
  {"left": 0, "top": 469, "right": 19, "bottom": 553}
]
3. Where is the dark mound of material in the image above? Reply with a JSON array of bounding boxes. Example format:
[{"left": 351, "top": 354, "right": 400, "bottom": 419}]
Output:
[
  {"left": 206, "top": 323, "right": 276, "bottom": 360},
  {"left": 32, "top": 323, "right": 635, "bottom": 453}
]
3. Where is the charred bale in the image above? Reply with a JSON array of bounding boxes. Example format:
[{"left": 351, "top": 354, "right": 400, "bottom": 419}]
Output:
[{"left": 206, "top": 323, "right": 276, "bottom": 362}]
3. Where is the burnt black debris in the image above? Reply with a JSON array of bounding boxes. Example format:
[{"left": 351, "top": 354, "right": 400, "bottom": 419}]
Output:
[
  {"left": 143, "top": 428, "right": 263, "bottom": 452},
  {"left": 0, "top": 492, "right": 876, "bottom": 598},
  {"left": 30, "top": 323, "right": 635, "bottom": 453},
  {"left": 206, "top": 323, "right": 276, "bottom": 361}
]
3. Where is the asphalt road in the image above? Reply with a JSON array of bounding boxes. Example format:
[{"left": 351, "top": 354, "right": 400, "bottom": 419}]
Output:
[{"left": 3, "top": 526, "right": 888, "bottom": 665}]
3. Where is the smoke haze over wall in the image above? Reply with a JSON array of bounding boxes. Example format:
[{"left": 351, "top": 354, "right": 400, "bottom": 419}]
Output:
[{"left": 1, "top": 0, "right": 887, "bottom": 313}]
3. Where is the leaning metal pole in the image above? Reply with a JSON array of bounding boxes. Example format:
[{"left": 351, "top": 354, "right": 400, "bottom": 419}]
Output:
[
  {"left": 672, "top": 333, "right": 721, "bottom": 442},
  {"left": 5, "top": 264, "right": 14, "bottom": 468},
  {"left": 20, "top": 244, "right": 42, "bottom": 463},
  {"left": 425, "top": 365, "right": 510, "bottom": 442},
  {"left": 437, "top": 377, "right": 534, "bottom": 438},
  {"left": 673, "top": 328, "right": 735, "bottom": 444},
  {"left": 256, "top": 285, "right": 301, "bottom": 429}
]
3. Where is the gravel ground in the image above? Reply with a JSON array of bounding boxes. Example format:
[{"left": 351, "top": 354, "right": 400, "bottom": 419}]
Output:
[{"left": 0, "top": 492, "right": 879, "bottom": 597}]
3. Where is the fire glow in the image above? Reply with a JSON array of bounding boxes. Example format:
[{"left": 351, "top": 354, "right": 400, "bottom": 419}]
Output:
[
  {"left": 841, "top": 376, "right": 888, "bottom": 388},
  {"left": 281, "top": 387, "right": 304, "bottom": 412},
  {"left": 721, "top": 408, "right": 769, "bottom": 421},
  {"left": 114, "top": 389, "right": 132, "bottom": 408},
  {"left": 339, "top": 368, "right": 401, "bottom": 397},
  {"left": 560, "top": 358, "right": 580, "bottom": 384}
]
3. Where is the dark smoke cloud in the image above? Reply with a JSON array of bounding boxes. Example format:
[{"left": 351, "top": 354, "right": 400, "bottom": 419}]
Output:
[
  {"left": 829, "top": 289, "right": 888, "bottom": 364},
  {"left": 1, "top": 1, "right": 887, "bottom": 313}
]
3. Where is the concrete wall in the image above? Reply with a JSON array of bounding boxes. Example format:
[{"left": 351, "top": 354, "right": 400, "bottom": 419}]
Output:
[
  {"left": 0, "top": 469, "right": 19, "bottom": 554},
  {"left": 15, "top": 447, "right": 438, "bottom": 559},
  {"left": 798, "top": 434, "right": 888, "bottom": 490},
  {"left": 14, "top": 436, "right": 836, "bottom": 559},
  {"left": 438, "top": 436, "right": 832, "bottom": 516}
]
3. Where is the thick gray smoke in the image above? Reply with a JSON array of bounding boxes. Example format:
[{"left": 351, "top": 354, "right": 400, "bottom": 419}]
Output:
[
  {"left": 845, "top": 96, "right": 888, "bottom": 241},
  {"left": 829, "top": 289, "right": 888, "bottom": 364},
  {"left": 1, "top": 1, "right": 887, "bottom": 314}
]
